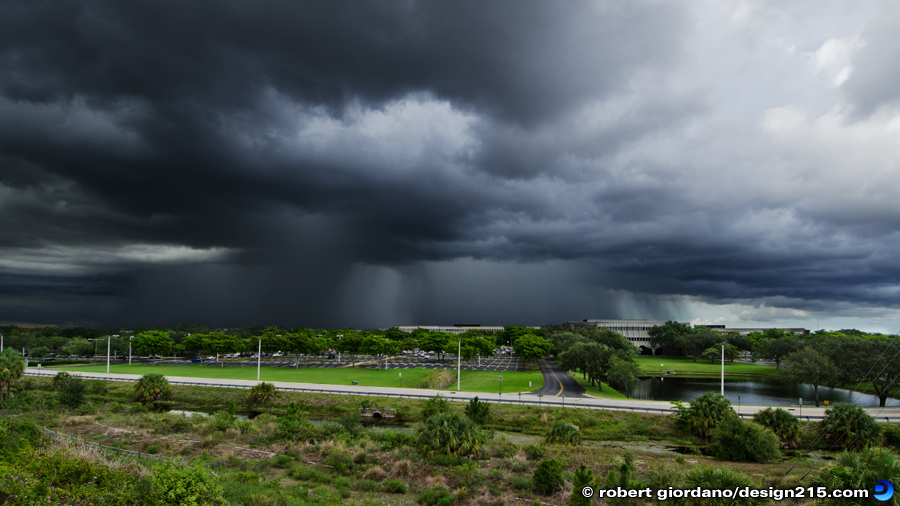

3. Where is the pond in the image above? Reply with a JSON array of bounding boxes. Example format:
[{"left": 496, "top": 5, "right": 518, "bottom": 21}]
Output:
[{"left": 624, "top": 376, "right": 900, "bottom": 407}]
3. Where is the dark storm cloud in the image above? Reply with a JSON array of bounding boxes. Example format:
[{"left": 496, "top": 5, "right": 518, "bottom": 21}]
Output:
[{"left": 1, "top": 0, "right": 899, "bottom": 329}]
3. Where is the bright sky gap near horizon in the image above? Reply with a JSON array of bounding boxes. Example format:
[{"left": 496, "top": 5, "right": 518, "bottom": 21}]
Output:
[{"left": 1, "top": 1, "right": 900, "bottom": 332}]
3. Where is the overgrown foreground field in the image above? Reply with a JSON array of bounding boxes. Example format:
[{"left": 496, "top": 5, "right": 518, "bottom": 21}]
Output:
[
  {"left": 3, "top": 376, "right": 899, "bottom": 505},
  {"left": 57, "top": 364, "right": 545, "bottom": 393}
]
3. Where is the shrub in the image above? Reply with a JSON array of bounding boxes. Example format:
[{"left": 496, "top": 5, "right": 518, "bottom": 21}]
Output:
[
  {"left": 418, "top": 486, "right": 452, "bottom": 506},
  {"left": 149, "top": 462, "right": 225, "bottom": 505},
  {"left": 532, "top": 458, "right": 565, "bottom": 495},
  {"left": 492, "top": 441, "right": 518, "bottom": 458},
  {"left": 352, "top": 479, "right": 379, "bottom": 492},
  {"left": 54, "top": 373, "right": 86, "bottom": 409},
  {"left": 523, "top": 443, "right": 547, "bottom": 461},
  {"left": 417, "top": 412, "right": 487, "bottom": 458},
  {"left": 339, "top": 411, "right": 363, "bottom": 437},
  {"left": 383, "top": 479, "right": 407, "bottom": 494},
  {"left": 376, "top": 429, "right": 416, "bottom": 451},
  {"left": 465, "top": 396, "right": 491, "bottom": 425},
  {"left": 753, "top": 407, "right": 801, "bottom": 448},
  {"left": 682, "top": 467, "right": 766, "bottom": 506},
  {"left": 247, "top": 382, "right": 277, "bottom": 406},
  {"left": 545, "top": 420, "right": 581, "bottom": 445},
  {"left": 133, "top": 374, "right": 172, "bottom": 405},
  {"left": 0, "top": 419, "right": 43, "bottom": 458},
  {"left": 421, "top": 395, "right": 451, "bottom": 419},
  {"left": 270, "top": 455, "right": 293, "bottom": 469},
  {"left": 417, "top": 370, "right": 456, "bottom": 390},
  {"left": 820, "top": 403, "right": 883, "bottom": 451},
  {"left": 671, "top": 392, "right": 737, "bottom": 440},
  {"left": 509, "top": 475, "right": 532, "bottom": 491},
  {"left": 709, "top": 418, "right": 781, "bottom": 463}
]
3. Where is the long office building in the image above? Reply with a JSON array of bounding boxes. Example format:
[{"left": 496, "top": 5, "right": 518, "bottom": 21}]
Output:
[
  {"left": 392, "top": 325, "right": 508, "bottom": 334},
  {"left": 568, "top": 319, "right": 672, "bottom": 350}
]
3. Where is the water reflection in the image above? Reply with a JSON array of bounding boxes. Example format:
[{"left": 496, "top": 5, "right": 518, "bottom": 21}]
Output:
[{"left": 626, "top": 377, "right": 900, "bottom": 407}]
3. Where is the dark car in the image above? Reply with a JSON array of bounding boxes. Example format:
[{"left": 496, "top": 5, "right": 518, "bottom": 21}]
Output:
[{"left": 191, "top": 357, "right": 204, "bottom": 363}]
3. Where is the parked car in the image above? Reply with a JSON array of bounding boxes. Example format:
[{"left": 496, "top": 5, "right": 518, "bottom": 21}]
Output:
[{"left": 191, "top": 357, "right": 204, "bottom": 363}]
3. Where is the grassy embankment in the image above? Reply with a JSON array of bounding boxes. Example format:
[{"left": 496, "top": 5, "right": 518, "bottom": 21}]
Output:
[
  {"left": 634, "top": 355, "right": 778, "bottom": 377},
  {"left": 56, "top": 364, "right": 544, "bottom": 394}
]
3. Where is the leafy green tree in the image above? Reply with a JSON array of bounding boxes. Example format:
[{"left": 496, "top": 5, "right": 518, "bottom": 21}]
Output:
[
  {"left": 570, "top": 464, "right": 598, "bottom": 506},
  {"left": 0, "top": 348, "right": 26, "bottom": 401},
  {"left": 648, "top": 321, "right": 692, "bottom": 354},
  {"left": 709, "top": 418, "right": 781, "bottom": 463},
  {"left": 132, "top": 330, "right": 174, "bottom": 357},
  {"left": 753, "top": 407, "right": 800, "bottom": 448},
  {"left": 416, "top": 412, "right": 486, "bottom": 458},
  {"left": 513, "top": 333, "right": 553, "bottom": 362},
  {"left": 418, "top": 332, "right": 453, "bottom": 362},
  {"left": 464, "top": 396, "right": 490, "bottom": 425},
  {"left": 861, "top": 338, "right": 900, "bottom": 407},
  {"left": 607, "top": 356, "right": 641, "bottom": 396},
  {"left": 810, "top": 448, "right": 900, "bottom": 506},
  {"left": 532, "top": 458, "right": 565, "bottom": 495},
  {"left": 820, "top": 403, "right": 882, "bottom": 451},
  {"left": 781, "top": 347, "right": 839, "bottom": 407},
  {"left": 754, "top": 337, "right": 801, "bottom": 368},
  {"left": 134, "top": 373, "right": 173, "bottom": 405},
  {"left": 672, "top": 392, "right": 737, "bottom": 440},
  {"left": 333, "top": 329, "right": 366, "bottom": 365}
]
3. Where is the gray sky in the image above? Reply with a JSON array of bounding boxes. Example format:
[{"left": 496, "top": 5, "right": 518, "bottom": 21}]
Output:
[{"left": 2, "top": 1, "right": 899, "bottom": 332}]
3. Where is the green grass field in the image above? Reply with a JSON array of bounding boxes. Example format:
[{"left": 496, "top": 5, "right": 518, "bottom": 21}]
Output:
[
  {"left": 56, "top": 364, "right": 544, "bottom": 393},
  {"left": 635, "top": 355, "right": 777, "bottom": 377},
  {"left": 566, "top": 371, "right": 628, "bottom": 399}
]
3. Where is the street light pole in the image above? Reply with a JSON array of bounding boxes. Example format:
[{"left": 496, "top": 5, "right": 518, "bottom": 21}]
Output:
[
  {"left": 129, "top": 337, "right": 133, "bottom": 366},
  {"left": 106, "top": 337, "right": 111, "bottom": 374},
  {"left": 720, "top": 342, "right": 725, "bottom": 397},
  {"left": 457, "top": 340, "right": 461, "bottom": 391},
  {"left": 257, "top": 338, "right": 262, "bottom": 382}
]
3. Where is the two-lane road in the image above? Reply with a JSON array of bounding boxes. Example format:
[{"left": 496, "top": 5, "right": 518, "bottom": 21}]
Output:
[{"left": 533, "top": 359, "right": 586, "bottom": 397}]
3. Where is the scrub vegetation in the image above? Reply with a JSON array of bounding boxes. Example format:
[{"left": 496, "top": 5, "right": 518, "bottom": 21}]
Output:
[{"left": 4, "top": 374, "right": 900, "bottom": 506}]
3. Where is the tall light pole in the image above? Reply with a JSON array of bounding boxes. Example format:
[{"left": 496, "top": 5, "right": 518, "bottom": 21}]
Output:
[
  {"left": 720, "top": 342, "right": 725, "bottom": 396},
  {"left": 257, "top": 337, "right": 262, "bottom": 382},
  {"left": 106, "top": 337, "right": 111, "bottom": 374},
  {"left": 457, "top": 340, "right": 461, "bottom": 391},
  {"left": 128, "top": 337, "right": 133, "bottom": 366}
]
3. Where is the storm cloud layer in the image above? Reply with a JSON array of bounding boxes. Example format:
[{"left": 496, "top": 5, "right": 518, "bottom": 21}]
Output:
[{"left": 1, "top": 1, "right": 899, "bottom": 330}]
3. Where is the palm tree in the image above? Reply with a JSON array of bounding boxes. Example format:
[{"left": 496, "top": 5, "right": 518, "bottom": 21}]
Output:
[
  {"left": 0, "top": 348, "right": 26, "bottom": 401},
  {"left": 133, "top": 373, "right": 172, "bottom": 404}
]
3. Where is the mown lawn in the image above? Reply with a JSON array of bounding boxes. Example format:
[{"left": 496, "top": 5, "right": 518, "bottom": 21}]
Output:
[
  {"left": 56, "top": 364, "right": 544, "bottom": 393},
  {"left": 635, "top": 355, "right": 778, "bottom": 376},
  {"left": 443, "top": 370, "right": 544, "bottom": 394}
]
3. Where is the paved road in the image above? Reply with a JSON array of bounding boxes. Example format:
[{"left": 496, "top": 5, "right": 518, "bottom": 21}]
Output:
[
  {"left": 534, "top": 359, "right": 586, "bottom": 397},
  {"left": 24, "top": 368, "right": 900, "bottom": 422}
]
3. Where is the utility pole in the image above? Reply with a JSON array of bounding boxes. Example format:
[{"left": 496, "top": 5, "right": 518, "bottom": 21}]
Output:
[
  {"left": 107, "top": 337, "right": 111, "bottom": 374},
  {"left": 257, "top": 338, "right": 262, "bottom": 382}
]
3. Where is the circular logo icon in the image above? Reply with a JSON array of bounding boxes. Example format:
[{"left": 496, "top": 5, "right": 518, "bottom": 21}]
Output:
[
  {"left": 581, "top": 486, "right": 594, "bottom": 498},
  {"left": 874, "top": 480, "right": 894, "bottom": 502}
]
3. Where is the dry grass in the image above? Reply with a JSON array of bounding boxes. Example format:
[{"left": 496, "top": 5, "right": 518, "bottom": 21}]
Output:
[{"left": 392, "top": 458, "right": 414, "bottom": 478}]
